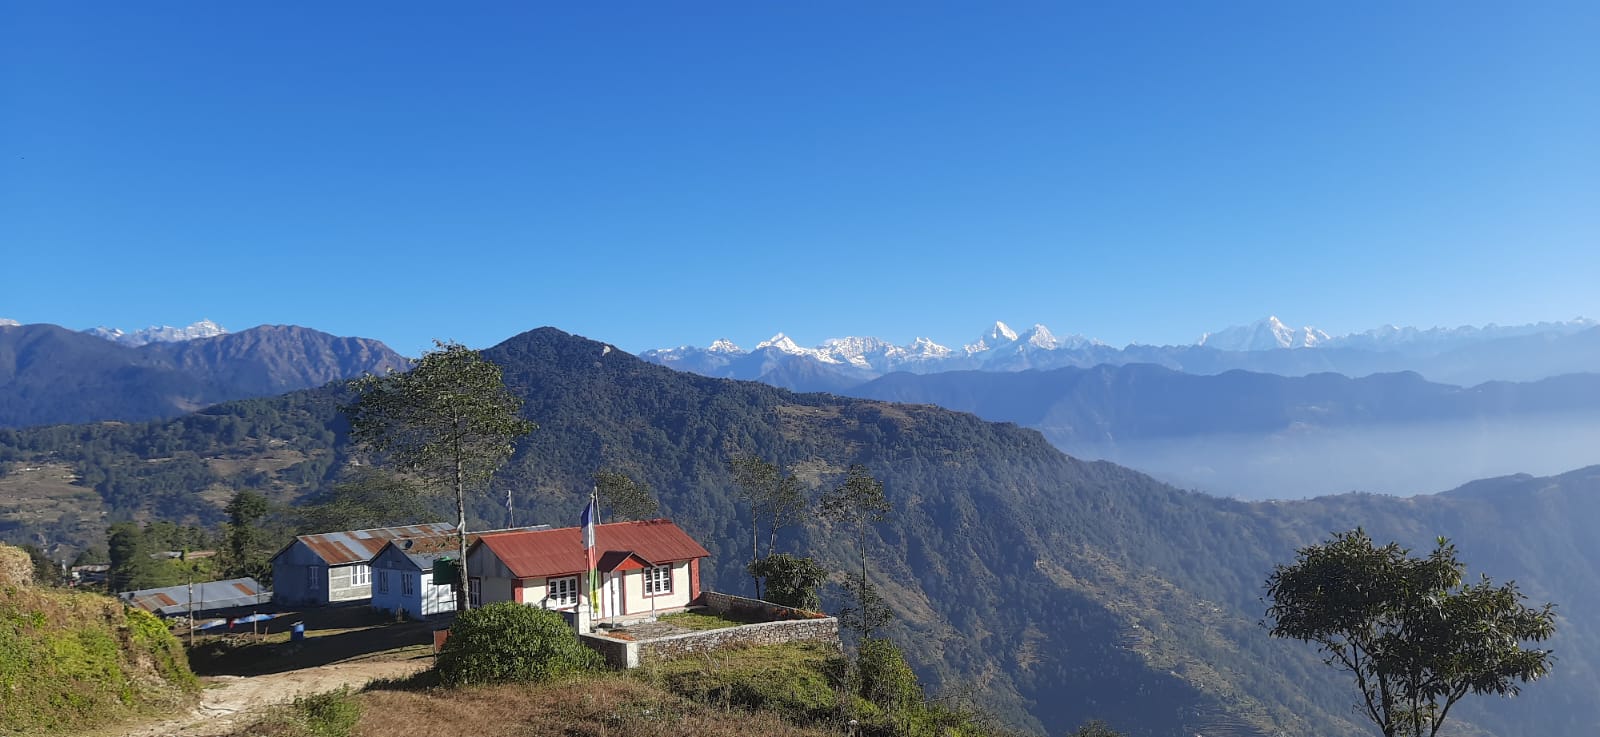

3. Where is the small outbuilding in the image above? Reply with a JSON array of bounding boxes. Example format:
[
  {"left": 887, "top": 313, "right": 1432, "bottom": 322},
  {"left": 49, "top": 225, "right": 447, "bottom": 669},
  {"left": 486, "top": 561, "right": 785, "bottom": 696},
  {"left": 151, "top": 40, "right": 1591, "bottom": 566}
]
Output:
[
  {"left": 369, "top": 526, "right": 549, "bottom": 619},
  {"left": 121, "top": 577, "right": 268, "bottom": 617},
  {"left": 270, "top": 523, "right": 454, "bottom": 607}
]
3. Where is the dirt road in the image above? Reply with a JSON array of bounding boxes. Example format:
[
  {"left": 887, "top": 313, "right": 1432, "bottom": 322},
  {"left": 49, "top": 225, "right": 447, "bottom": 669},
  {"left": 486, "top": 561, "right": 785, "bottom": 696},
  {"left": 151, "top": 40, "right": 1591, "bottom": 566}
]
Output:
[{"left": 115, "top": 656, "right": 430, "bottom": 737}]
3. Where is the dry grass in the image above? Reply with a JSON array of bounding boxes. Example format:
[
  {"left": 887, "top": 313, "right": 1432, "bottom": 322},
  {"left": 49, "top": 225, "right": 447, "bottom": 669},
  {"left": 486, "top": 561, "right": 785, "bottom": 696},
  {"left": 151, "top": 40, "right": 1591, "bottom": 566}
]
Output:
[{"left": 348, "top": 675, "right": 841, "bottom": 737}]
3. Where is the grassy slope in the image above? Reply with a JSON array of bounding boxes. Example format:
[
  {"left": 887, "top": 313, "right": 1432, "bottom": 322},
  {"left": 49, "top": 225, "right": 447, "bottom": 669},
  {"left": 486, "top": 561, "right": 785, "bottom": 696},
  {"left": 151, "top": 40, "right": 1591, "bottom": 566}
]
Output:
[{"left": 0, "top": 575, "right": 198, "bottom": 734}]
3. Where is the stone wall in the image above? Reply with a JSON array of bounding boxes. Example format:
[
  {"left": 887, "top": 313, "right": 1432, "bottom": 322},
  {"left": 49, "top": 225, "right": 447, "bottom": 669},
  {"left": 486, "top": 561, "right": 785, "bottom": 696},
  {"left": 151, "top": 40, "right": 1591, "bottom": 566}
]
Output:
[
  {"left": 698, "top": 591, "right": 826, "bottom": 621},
  {"left": 638, "top": 616, "right": 840, "bottom": 664},
  {"left": 580, "top": 632, "right": 638, "bottom": 669}
]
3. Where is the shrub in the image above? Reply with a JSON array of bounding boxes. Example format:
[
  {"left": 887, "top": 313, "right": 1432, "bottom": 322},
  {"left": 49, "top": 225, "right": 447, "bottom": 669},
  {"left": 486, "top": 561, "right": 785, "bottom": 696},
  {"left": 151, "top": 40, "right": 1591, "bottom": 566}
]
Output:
[
  {"left": 292, "top": 687, "right": 362, "bottom": 737},
  {"left": 435, "top": 602, "right": 602, "bottom": 686},
  {"left": 855, "top": 638, "right": 921, "bottom": 713}
]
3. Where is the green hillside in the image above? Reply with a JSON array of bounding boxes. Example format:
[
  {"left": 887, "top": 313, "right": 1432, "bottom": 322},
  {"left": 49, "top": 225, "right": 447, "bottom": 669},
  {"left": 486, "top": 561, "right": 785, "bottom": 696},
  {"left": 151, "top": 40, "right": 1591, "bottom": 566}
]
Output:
[
  {"left": 0, "top": 327, "right": 1590, "bottom": 736},
  {"left": 0, "top": 544, "right": 198, "bottom": 735}
]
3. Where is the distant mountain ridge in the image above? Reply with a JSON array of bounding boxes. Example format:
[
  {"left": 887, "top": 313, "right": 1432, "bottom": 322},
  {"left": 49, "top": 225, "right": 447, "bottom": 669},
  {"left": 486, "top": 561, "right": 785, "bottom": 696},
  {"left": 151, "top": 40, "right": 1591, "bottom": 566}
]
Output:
[
  {"left": 643, "top": 317, "right": 1600, "bottom": 389},
  {"left": 84, "top": 319, "right": 228, "bottom": 346},
  {"left": 0, "top": 322, "right": 409, "bottom": 428}
]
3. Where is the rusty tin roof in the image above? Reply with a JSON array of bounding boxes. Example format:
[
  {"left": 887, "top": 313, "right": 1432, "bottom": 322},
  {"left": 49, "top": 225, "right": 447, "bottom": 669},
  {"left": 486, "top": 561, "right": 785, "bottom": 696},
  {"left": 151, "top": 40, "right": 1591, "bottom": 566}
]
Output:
[
  {"left": 285, "top": 523, "right": 456, "bottom": 566},
  {"left": 473, "top": 519, "right": 710, "bottom": 579},
  {"left": 121, "top": 577, "right": 266, "bottom": 616}
]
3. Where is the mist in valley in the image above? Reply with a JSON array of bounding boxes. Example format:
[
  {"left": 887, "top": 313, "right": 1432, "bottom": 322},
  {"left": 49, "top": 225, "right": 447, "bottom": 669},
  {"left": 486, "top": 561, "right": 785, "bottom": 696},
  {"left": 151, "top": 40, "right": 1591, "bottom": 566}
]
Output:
[{"left": 1061, "top": 411, "right": 1600, "bottom": 500}]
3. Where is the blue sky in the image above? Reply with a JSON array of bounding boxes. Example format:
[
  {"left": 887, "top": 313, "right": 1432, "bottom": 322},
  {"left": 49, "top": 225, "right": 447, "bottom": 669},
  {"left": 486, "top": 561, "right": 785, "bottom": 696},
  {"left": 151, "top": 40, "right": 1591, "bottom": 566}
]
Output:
[{"left": 4, "top": 2, "right": 1597, "bottom": 356}]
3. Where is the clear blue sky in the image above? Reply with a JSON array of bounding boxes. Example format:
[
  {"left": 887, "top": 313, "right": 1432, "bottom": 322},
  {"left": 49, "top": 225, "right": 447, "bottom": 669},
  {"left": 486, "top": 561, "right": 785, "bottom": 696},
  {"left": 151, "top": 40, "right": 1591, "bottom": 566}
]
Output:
[{"left": 4, "top": 2, "right": 1597, "bottom": 356}]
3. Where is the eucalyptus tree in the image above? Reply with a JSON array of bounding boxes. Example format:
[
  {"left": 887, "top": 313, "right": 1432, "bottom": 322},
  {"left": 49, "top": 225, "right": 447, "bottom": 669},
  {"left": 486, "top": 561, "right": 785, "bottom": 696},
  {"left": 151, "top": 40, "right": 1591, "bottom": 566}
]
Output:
[
  {"left": 729, "top": 454, "right": 807, "bottom": 598},
  {"left": 344, "top": 340, "right": 535, "bottom": 611},
  {"left": 820, "top": 464, "right": 893, "bottom": 639},
  {"left": 593, "top": 469, "right": 659, "bottom": 522},
  {"left": 1265, "top": 529, "right": 1556, "bottom": 737}
]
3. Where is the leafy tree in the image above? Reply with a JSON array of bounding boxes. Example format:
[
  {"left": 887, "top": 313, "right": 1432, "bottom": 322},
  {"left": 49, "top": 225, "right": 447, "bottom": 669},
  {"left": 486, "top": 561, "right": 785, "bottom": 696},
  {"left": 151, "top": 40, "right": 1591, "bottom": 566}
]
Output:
[
  {"left": 221, "top": 490, "right": 275, "bottom": 582},
  {"left": 729, "top": 455, "right": 807, "bottom": 598},
  {"left": 593, "top": 469, "right": 659, "bottom": 522},
  {"left": 820, "top": 464, "right": 892, "bottom": 639},
  {"left": 748, "top": 553, "right": 828, "bottom": 611},
  {"left": 838, "top": 572, "right": 895, "bottom": 642},
  {"left": 344, "top": 340, "right": 535, "bottom": 611},
  {"left": 107, "top": 522, "right": 170, "bottom": 592},
  {"left": 1265, "top": 529, "right": 1557, "bottom": 737},
  {"left": 436, "top": 602, "right": 602, "bottom": 686},
  {"left": 298, "top": 467, "right": 429, "bottom": 532},
  {"left": 1065, "top": 720, "right": 1125, "bottom": 737},
  {"left": 19, "top": 544, "right": 64, "bottom": 586}
]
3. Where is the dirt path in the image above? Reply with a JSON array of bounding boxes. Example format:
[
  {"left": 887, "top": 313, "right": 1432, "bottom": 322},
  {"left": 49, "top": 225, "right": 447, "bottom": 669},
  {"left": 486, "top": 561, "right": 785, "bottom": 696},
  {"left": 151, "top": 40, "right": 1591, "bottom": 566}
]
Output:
[{"left": 114, "top": 656, "right": 431, "bottom": 737}]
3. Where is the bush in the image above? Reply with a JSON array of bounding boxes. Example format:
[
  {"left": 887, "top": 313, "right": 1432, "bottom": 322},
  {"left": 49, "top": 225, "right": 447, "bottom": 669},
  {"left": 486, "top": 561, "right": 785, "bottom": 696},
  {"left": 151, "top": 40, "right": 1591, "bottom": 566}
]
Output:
[
  {"left": 855, "top": 638, "right": 921, "bottom": 713},
  {"left": 292, "top": 687, "right": 362, "bottom": 737},
  {"left": 436, "top": 602, "right": 602, "bottom": 686}
]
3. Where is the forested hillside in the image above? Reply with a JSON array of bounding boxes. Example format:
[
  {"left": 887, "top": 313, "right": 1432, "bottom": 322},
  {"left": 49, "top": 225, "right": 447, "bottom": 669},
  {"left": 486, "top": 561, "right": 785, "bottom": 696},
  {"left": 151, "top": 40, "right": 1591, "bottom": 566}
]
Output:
[
  {"left": 0, "top": 328, "right": 1591, "bottom": 736},
  {"left": 0, "top": 322, "right": 407, "bottom": 428}
]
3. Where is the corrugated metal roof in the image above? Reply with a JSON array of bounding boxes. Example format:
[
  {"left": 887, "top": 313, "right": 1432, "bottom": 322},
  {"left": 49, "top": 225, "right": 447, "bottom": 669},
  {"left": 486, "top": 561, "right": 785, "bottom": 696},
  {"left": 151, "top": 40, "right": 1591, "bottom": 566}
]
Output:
[
  {"left": 385, "top": 526, "right": 551, "bottom": 571},
  {"left": 475, "top": 519, "right": 710, "bottom": 579},
  {"left": 121, "top": 577, "right": 267, "bottom": 616},
  {"left": 292, "top": 523, "right": 456, "bottom": 565}
]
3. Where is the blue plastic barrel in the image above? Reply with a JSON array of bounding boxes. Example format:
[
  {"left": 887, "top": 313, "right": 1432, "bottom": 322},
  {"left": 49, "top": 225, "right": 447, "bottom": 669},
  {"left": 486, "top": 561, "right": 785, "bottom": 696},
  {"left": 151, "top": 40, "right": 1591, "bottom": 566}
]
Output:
[{"left": 290, "top": 622, "right": 305, "bottom": 641}]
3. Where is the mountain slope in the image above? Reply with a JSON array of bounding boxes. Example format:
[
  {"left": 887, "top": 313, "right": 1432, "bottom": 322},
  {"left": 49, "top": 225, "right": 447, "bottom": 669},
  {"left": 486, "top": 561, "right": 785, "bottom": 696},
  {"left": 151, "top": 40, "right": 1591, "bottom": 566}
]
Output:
[
  {"left": 1, "top": 327, "right": 1592, "bottom": 736},
  {"left": 0, "top": 323, "right": 408, "bottom": 428}
]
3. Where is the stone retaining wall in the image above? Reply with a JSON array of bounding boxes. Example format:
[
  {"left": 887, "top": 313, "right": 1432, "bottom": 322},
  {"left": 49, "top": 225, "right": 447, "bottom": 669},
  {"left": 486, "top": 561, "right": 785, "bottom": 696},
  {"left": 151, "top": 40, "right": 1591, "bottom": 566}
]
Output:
[
  {"left": 638, "top": 616, "right": 839, "bottom": 664},
  {"left": 581, "top": 632, "right": 638, "bottom": 669}
]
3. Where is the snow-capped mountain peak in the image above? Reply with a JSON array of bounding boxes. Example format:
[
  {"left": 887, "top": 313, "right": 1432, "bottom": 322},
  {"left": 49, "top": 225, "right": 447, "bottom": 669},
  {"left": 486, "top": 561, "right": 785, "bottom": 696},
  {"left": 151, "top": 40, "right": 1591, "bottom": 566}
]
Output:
[
  {"left": 964, "top": 320, "right": 1020, "bottom": 354},
  {"left": 755, "top": 332, "right": 804, "bottom": 353},
  {"left": 1021, "top": 323, "right": 1058, "bottom": 350},
  {"left": 706, "top": 338, "right": 744, "bottom": 354},
  {"left": 0, "top": 318, "right": 19, "bottom": 327},
  {"left": 1197, "top": 316, "right": 1326, "bottom": 351},
  {"left": 84, "top": 319, "right": 229, "bottom": 347},
  {"left": 905, "top": 337, "right": 952, "bottom": 359}
]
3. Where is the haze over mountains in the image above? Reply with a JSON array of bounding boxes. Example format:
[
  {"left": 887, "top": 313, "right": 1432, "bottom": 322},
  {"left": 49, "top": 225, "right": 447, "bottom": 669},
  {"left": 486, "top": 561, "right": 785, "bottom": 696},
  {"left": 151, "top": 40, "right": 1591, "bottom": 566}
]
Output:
[{"left": 2, "top": 326, "right": 1597, "bottom": 737}]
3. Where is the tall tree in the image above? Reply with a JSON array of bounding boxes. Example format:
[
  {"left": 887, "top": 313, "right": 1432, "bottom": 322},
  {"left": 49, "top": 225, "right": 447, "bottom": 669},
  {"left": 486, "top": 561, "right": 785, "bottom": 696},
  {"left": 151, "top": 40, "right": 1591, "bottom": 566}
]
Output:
[
  {"left": 729, "top": 455, "right": 807, "bottom": 598},
  {"left": 820, "top": 464, "right": 893, "bottom": 639},
  {"left": 593, "top": 469, "right": 659, "bottom": 522},
  {"left": 298, "top": 467, "right": 429, "bottom": 532},
  {"left": 344, "top": 340, "right": 535, "bottom": 611},
  {"left": 221, "top": 490, "right": 274, "bottom": 582},
  {"left": 1265, "top": 529, "right": 1557, "bottom": 737},
  {"left": 107, "top": 522, "right": 168, "bottom": 592}
]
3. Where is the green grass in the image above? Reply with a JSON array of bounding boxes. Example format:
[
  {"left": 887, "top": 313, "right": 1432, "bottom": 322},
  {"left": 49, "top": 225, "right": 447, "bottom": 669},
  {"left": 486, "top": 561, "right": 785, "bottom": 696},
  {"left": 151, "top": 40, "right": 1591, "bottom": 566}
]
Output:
[
  {"left": 634, "top": 642, "right": 843, "bottom": 722},
  {"left": 0, "top": 582, "right": 198, "bottom": 735},
  {"left": 656, "top": 610, "right": 751, "bottom": 631}
]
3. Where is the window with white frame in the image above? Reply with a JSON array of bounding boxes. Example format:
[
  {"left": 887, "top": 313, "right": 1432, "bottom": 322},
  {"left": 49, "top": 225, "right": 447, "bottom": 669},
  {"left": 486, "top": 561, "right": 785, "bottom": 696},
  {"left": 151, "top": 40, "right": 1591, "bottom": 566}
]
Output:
[
  {"left": 548, "top": 576, "right": 578, "bottom": 607},
  {"left": 469, "top": 577, "right": 482, "bottom": 608},
  {"left": 402, "top": 573, "right": 415, "bottom": 596},
  {"left": 350, "top": 564, "right": 371, "bottom": 586},
  {"left": 377, "top": 571, "right": 390, "bottom": 594},
  {"left": 644, "top": 565, "right": 673, "bottom": 595}
]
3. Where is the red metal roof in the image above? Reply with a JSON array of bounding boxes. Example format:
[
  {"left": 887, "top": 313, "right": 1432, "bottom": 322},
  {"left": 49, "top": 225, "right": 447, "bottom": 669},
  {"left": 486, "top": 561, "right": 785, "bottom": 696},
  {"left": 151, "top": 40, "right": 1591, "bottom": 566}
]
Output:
[{"left": 475, "top": 519, "right": 710, "bottom": 579}]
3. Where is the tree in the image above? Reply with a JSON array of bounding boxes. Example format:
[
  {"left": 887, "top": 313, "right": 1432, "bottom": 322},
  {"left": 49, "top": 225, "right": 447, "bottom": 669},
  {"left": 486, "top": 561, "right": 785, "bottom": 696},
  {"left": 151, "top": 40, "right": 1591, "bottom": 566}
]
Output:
[
  {"left": 748, "top": 552, "right": 828, "bottom": 611},
  {"left": 729, "top": 455, "right": 807, "bottom": 598},
  {"left": 344, "top": 340, "right": 535, "bottom": 611},
  {"left": 220, "top": 490, "right": 276, "bottom": 582},
  {"left": 107, "top": 522, "right": 169, "bottom": 592},
  {"left": 19, "top": 544, "right": 63, "bottom": 587},
  {"left": 593, "top": 469, "right": 659, "bottom": 522},
  {"left": 820, "top": 464, "right": 892, "bottom": 639},
  {"left": 1265, "top": 529, "right": 1556, "bottom": 737},
  {"left": 1065, "top": 720, "right": 1125, "bottom": 737},
  {"left": 298, "top": 467, "right": 429, "bottom": 532}
]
